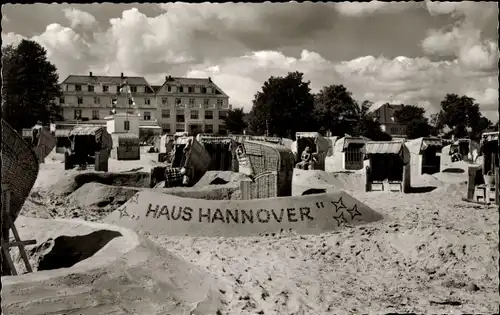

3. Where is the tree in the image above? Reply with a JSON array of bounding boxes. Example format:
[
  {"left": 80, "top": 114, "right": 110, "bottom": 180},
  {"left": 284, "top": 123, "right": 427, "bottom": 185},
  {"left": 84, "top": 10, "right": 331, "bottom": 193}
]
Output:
[
  {"left": 222, "top": 107, "right": 247, "bottom": 134},
  {"left": 393, "top": 104, "right": 432, "bottom": 139},
  {"left": 436, "top": 94, "right": 482, "bottom": 140},
  {"left": 312, "top": 84, "right": 360, "bottom": 136},
  {"left": 351, "top": 100, "right": 392, "bottom": 141},
  {"left": 248, "top": 71, "right": 315, "bottom": 138},
  {"left": 2, "top": 39, "right": 62, "bottom": 132}
]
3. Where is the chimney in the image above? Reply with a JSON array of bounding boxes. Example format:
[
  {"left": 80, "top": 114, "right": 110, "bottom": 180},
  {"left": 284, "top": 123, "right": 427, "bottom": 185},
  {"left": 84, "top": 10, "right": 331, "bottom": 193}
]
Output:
[
  {"left": 89, "top": 71, "right": 93, "bottom": 77},
  {"left": 165, "top": 75, "right": 168, "bottom": 82},
  {"left": 208, "top": 77, "right": 212, "bottom": 83},
  {"left": 121, "top": 73, "right": 124, "bottom": 78}
]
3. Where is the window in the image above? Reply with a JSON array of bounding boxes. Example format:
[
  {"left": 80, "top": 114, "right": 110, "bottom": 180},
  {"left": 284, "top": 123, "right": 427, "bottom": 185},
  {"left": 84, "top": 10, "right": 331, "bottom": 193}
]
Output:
[
  {"left": 390, "top": 127, "right": 399, "bottom": 134},
  {"left": 59, "top": 97, "right": 65, "bottom": 104},
  {"left": 201, "top": 87, "right": 207, "bottom": 94},
  {"left": 190, "top": 110, "right": 199, "bottom": 119},
  {"left": 161, "top": 110, "right": 170, "bottom": 118},
  {"left": 103, "top": 85, "right": 109, "bottom": 92},
  {"left": 203, "top": 99, "right": 209, "bottom": 105},
  {"left": 92, "top": 110, "right": 99, "bottom": 120},
  {"left": 162, "top": 98, "right": 168, "bottom": 105},
  {"left": 111, "top": 98, "right": 117, "bottom": 106},
  {"left": 205, "top": 124, "right": 213, "bottom": 133},
  {"left": 188, "top": 86, "right": 194, "bottom": 93},
  {"left": 162, "top": 124, "right": 171, "bottom": 133},
  {"left": 175, "top": 98, "right": 182, "bottom": 105},
  {"left": 143, "top": 111, "right": 151, "bottom": 121},
  {"left": 130, "top": 86, "right": 137, "bottom": 93},
  {"left": 189, "top": 98, "right": 195, "bottom": 106},
  {"left": 179, "top": 86, "right": 184, "bottom": 93},
  {"left": 88, "top": 85, "right": 94, "bottom": 92},
  {"left": 344, "top": 144, "right": 364, "bottom": 170},
  {"left": 93, "top": 97, "right": 100, "bottom": 104},
  {"left": 176, "top": 124, "right": 185, "bottom": 132},
  {"left": 219, "top": 110, "right": 228, "bottom": 118},
  {"left": 75, "top": 85, "right": 82, "bottom": 92},
  {"left": 217, "top": 99, "right": 223, "bottom": 107},
  {"left": 77, "top": 97, "right": 83, "bottom": 105},
  {"left": 176, "top": 110, "right": 185, "bottom": 122},
  {"left": 207, "top": 87, "right": 212, "bottom": 94},
  {"left": 219, "top": 124, "right": 227, "bottom": 134},
  {"left": 65, "top": 85, "right": 70, "bottom": 91},
  {"left": 74, "top": 109, "right": 82, "bottom": 119},
  {"left": 124, "top": 120, "right": 130, "bottom": 131},
  {"left": 129, "top": 99, "right": 134, "bottom": 105},
  {"left": 145, "top": 98, "right": 151, "bottom": 105},
  {"left": 167, "top": 85, "right": 172, "bottom": 92},
  {"left": 205, "top": 110, "right": 213, "bottom": 120}
]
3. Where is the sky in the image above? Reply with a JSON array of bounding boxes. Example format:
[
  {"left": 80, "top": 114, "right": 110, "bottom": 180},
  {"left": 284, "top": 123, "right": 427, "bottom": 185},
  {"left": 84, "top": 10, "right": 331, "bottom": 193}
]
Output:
[{"left": 2, "top": 1, "right": 499, "bottom": 121}]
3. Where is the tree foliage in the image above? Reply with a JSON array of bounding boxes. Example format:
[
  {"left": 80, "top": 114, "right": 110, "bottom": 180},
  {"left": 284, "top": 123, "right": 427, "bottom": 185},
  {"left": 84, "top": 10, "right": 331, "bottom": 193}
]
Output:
[
  {"left": 222, "top": 107, "right": 247, "bottom": 134},
  {"left": 312, "top": 84, "right": 360, "bottom": 136},
  {"left": 248, "top": 71, "right": 315, "bottom": 138},
  {"left": 2, "top": 39, "right": 62, "bottom": 132},
  {"left": 436, "top": 94, "right": 484, "bottom": 140},
  {"left": 351, "top": 100, "right": 392, "bottom": 141},
  {"left": 393, "top": 104, "right": 432, "bottom": 139}
]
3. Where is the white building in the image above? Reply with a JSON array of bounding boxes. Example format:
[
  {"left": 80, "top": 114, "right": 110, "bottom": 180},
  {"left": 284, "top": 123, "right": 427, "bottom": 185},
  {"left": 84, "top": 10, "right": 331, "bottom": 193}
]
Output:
[
  {"left": 57, "top": 72, "right": 160, "bottom": 134},
  {"left": 56, "top": 73, "right": 232, "bottom": 136}
]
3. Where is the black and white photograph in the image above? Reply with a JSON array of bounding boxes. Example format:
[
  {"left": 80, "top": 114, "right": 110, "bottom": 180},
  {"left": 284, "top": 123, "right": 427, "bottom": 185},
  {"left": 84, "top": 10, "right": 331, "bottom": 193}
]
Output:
[{"left": 1, "top": 1, "right": 499, "bottom": 314}]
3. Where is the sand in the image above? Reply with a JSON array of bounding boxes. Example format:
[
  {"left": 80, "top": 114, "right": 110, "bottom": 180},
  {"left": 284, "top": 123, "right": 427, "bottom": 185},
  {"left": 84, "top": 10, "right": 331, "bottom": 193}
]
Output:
[{"left": 5, "top": 150, "right": 500, "bottom": 314}]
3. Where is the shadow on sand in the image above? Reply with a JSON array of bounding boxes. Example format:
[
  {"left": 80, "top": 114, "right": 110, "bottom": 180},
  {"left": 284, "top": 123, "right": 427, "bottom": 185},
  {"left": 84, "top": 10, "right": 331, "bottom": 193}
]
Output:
[{"left": 406, "top": 186, "right": 438, "bottom": 193}]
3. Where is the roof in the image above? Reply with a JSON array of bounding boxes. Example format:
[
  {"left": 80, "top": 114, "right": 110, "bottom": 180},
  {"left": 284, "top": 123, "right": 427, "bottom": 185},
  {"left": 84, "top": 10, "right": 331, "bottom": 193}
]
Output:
[
  {"left": 367, "top": 102, "right": 404, "bottom": 114},
  {"left": 365, "top": 141, "right": 403, "bottom": 154},
  {"left": 61, "top": 75, "right": 150, "bottom": 87},
  {"left": 69, "top": 126, "right": 105, "bottom": 136},
  {"left": 157, "top": 76, "right": 229, "bottom": 97},
  {"left": 405, "top": 137, "right": 443, "bottom": 154}
]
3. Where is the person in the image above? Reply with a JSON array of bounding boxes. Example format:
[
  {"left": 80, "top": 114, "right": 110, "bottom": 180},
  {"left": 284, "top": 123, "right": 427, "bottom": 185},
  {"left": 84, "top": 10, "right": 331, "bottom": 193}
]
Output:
[{"left": 296, "top": 146, "right": 317, "bottom": 170}]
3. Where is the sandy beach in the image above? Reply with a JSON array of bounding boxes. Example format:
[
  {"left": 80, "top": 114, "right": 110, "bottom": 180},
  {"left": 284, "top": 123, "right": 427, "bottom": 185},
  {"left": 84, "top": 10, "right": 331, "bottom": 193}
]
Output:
[{"left": 8, "top": 150, "right": 498, "bottom": 315}]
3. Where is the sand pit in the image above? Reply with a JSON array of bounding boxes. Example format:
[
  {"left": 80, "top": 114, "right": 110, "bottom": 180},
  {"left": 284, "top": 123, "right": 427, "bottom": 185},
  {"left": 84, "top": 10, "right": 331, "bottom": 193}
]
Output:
[
  {"left": 3, "top": 216, "right": 225, "bottom": 315},
  {"left": 104, "top": 190, "right": 383, "bottom": 237}
]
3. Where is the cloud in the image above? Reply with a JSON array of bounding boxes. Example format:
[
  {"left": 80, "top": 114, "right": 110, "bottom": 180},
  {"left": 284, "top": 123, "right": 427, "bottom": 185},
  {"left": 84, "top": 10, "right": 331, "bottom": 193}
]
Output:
[
  {"left": 31, "top": 23, "right": 93, "bottom": 80},
  {"left": 421, "top": 1, "right": 498, "bottom": 72},
  {"left": 334, "top": 1, "right": 419, "bottom": 16},
  {"left": 187, "top": 49, "right": 498, "bottom": 120},
  {"left": 1, "top": 32, "right": 25, "bottom": 47},
  {"left": 63, "top": 8, "right": 97, "bottom": 29}
]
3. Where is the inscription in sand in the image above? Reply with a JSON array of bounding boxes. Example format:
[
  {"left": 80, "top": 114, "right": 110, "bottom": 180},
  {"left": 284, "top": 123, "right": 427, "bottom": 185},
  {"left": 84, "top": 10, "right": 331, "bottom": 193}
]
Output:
[{"left": 144, "top": 204, "right": 315, "bottom": 224}]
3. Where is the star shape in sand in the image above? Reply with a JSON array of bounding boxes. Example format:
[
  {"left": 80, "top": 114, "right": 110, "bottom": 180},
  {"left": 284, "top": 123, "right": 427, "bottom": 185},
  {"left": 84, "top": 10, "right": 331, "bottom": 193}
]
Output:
[
  {"left": 346, "top": 204, "right": 362, "bottom": 220},
  {"left": 333, "top": 212, "right": 347, "bottom": 227},
  {"left": 331, "top": 197, "right": 347, "bottom": 213},
  {"left": 118, "top": 206, "right": 129, "bottom": 219}
]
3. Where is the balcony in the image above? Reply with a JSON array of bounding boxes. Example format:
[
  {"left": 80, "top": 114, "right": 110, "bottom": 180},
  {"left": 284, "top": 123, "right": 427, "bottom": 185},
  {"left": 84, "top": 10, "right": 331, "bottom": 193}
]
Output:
[{"left": 203, "top": 104, "right": 215, "bottom": 109}]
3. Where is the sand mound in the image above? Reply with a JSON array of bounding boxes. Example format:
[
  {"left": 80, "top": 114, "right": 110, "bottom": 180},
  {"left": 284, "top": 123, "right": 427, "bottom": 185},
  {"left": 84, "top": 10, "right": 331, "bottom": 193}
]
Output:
[
  {"left": 412, "top": 174, "right": 444, "bottom": 187},
  {"left": 292, "top": 169, "right": 366, "bottom": 196},
  {"left": 4, "top": 217, "right": 225, "bottom": 315},
  {"left": 195, "top": 171, "right": 250, "bottom": 188},
  {"left": 67, "top": 182, "right": 140, "bottom": 208},
  {"left": 49, "top": 171, "right": 150, "bottom": 196}
]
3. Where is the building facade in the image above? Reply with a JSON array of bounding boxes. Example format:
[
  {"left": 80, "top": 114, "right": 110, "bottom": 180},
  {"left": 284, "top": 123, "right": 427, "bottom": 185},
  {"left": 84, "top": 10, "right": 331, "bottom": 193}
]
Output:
[
  {"left": 58, "top": 73, "right": 159, "bottom": 131},
  {"left": 368, "top": 103, "right": 407, "bottom": 137},
  {"left": 57, "top": 73, "right": 231, "bottom": 135},
  {"left": 155, "top": 75, "right": 231, "bottom": 135}
]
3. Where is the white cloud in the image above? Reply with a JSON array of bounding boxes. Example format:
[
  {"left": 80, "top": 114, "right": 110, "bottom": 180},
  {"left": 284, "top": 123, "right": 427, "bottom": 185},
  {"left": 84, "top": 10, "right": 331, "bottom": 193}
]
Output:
[
  {"left": 421, "top": 1, "right": 498, "bottom": 73},
  {"left": 31, "top": 24, "right": 93, "bottom": 80},
  {"left": 334, "top": 1, "right": 419, "bottom": 16},
  {"left": 187, "top": 50, "right": 498, "bottom": 121},
  {"left": 1, "top": 32, "right": 25, "bottom": 47},
  {"left": 63, "top": 8, "right": 97, "bottom": 29}
]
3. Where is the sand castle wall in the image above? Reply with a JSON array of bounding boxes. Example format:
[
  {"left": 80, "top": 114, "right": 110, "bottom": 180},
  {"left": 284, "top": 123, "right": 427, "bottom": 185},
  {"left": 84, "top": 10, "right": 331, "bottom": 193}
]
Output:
[{"left": 104, "top": 190, "right": 383, "bottom": 237}]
